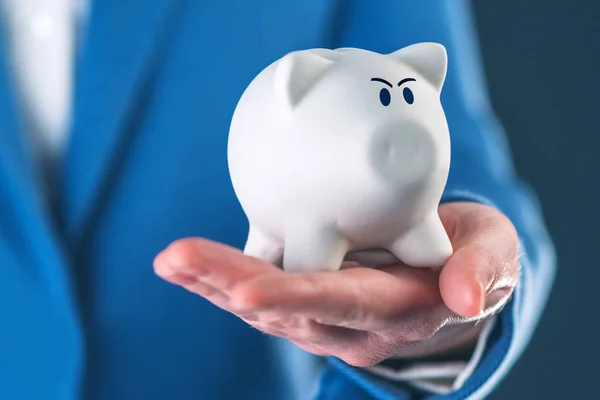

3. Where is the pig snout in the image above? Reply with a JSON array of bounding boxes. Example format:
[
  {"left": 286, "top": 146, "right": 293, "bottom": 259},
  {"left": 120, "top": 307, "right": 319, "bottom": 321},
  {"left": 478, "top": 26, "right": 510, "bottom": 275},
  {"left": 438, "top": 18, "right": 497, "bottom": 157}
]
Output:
[{"left": 368, "top": 121, "right": 438, "bottom": 186}]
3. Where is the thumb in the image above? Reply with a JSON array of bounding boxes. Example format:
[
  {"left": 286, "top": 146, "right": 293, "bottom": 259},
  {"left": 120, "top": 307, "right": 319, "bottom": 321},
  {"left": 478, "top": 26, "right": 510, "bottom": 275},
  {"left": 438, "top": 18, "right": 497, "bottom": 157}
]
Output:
[
  {"left": 438, "top": 202, "right": 520, "bottom": 318},
  {"left": 439, "top": 237, "right": 519, "bottom": 319},
  {"left": 439, "top": 247, "right": 489, "bottom": 318}
]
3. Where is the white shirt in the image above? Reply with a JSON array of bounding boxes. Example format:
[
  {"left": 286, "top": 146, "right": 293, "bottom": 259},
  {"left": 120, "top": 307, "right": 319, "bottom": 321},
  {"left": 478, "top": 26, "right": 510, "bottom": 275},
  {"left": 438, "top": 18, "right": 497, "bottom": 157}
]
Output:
[
  {"left": 0, "top": 0, "right": 491, "bottom": 395},
  {"left": 0, "top": 0, "right": 86, "bottom": 174}
]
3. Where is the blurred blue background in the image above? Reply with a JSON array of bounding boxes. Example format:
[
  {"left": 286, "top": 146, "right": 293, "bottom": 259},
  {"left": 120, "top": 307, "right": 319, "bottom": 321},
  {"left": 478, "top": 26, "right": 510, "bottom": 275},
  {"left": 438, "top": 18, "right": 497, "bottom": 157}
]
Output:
[{"left": 472, "top": 0, "right": 599, "bottom": 398}]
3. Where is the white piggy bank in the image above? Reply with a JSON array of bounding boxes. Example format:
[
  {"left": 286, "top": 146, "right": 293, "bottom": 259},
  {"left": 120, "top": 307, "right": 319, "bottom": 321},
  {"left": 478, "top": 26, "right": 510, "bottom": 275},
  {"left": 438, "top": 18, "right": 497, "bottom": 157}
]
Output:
[{"left": 228, "top": 42, "right": 453, "bottom": 272}]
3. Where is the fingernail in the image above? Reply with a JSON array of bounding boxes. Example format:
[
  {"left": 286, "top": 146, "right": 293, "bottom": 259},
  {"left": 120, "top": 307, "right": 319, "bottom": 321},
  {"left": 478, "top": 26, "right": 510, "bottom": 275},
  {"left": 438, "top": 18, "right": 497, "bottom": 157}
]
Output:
[
  {"left": 461, "top": 279, "right": 485, "bottom": 318},
  {"left": 478, "top": 271, "right": 491, "bottom": 313},
  {"left": 477, "top": 281, "right": 486, "bottom": 312},
  {"left": 463, "top": 282, "right": 484, "bottom": 317}
]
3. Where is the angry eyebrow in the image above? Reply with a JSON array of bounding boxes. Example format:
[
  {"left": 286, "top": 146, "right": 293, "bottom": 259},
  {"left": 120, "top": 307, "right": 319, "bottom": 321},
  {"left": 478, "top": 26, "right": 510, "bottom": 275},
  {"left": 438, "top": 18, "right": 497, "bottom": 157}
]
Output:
[
  {"left": 398, "top": 78, "right": 416, "bottom": 87},
  {"left": 370, "top": 77, "right": 393, "bottom": 88}
]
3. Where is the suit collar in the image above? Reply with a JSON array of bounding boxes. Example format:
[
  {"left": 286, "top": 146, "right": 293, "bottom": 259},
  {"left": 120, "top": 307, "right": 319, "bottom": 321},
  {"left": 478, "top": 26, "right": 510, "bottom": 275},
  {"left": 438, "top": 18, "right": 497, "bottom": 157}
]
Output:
[
  {"left": 0, "top": 29, "right": 77, "bottom": 305},
  {"left": 61, "top": 0, "right": 183, "bottom": 242}
]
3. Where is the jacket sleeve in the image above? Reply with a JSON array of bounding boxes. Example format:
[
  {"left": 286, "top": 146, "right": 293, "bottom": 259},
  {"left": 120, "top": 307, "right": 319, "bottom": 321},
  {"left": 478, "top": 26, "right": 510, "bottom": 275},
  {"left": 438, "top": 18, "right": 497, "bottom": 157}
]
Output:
[{"left": 312, "top": 1, "right": 556, "bottom": 399}]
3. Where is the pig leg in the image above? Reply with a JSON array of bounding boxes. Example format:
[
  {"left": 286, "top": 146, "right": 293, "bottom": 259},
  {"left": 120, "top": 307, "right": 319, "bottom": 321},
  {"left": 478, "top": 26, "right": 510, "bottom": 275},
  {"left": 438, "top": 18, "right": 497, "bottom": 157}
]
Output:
[
  {"left": 243, "top": 226, "right": 284, "bottom": 266},
  {"left": 388, "top": 213, "right": 453, "bottom": 267},
  {"left": 283, "top": 223, "right": 349, "bottom": 272}
]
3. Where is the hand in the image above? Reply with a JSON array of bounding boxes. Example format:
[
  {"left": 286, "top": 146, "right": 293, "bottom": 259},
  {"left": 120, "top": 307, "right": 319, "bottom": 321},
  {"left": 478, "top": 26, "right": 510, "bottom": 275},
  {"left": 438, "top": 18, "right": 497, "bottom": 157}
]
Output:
[{"left": 153, "top": 202, "right": 519, "bottom": 367}]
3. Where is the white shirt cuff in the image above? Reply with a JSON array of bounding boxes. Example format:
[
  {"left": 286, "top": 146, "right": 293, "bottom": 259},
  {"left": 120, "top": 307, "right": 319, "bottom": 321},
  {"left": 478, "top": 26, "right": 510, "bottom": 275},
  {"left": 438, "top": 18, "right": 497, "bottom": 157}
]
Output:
[{"left": 364, "top": 316, "right": 497, "bottom": 395}]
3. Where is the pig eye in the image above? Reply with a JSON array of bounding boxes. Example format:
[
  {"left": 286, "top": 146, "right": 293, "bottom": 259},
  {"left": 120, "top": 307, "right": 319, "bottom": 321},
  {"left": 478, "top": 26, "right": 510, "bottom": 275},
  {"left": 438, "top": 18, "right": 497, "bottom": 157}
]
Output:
[
  {"left": 379, "top": 88, "right": 391, "bottom": 106},
  {"left": 403, "top": 87, "right": 414, "bottom": 105}
]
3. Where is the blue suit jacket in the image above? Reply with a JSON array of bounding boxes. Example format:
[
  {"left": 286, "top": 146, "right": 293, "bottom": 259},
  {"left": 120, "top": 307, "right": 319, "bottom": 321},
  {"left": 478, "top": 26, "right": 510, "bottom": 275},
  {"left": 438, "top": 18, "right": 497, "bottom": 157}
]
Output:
[{"left": 0, "top": 0, "right": 555, "bottom": 399}]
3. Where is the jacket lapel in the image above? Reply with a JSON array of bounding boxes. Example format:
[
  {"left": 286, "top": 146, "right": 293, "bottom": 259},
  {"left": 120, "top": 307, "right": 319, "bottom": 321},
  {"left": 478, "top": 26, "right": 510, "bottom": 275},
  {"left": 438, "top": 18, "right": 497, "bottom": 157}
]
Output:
[
  {"left": 0, "top": 35, "right": 39, "bottom": 205},
  {"left": 61, "top": 0, "right": 183, "bottom": 241},
  {"left": 0, "top": 30, "right": 75, "bottom": 303}
]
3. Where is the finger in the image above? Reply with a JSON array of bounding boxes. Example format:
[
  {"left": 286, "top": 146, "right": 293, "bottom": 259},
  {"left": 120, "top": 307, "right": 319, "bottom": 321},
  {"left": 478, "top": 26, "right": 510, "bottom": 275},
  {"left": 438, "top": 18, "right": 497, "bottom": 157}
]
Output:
[
  {"left": 230, "top": 264, "right": 442, "bottom": 331},
  {"left": 291, "top": 342, "right": 330, "bottom": 357},
  {"left": 154, "top": 238, "right": 282, "bottom": 292},
  {"left": 439, "top": 208, "right": 520, "bottom": 318},
  {"left": 245, "top": 308, "right": 366, "bottom": 354},
  {"left": 251, "top": 309, "right": 391, "bottom": 367},
  {"left": 245, "top": 319, "right": 290, "bottom": 339},
  {"left": 258, "top": 312, "right": 368, "bottom": 359},
  {"left": 439, "top": 248, "right": 486, "bottom": 318}
]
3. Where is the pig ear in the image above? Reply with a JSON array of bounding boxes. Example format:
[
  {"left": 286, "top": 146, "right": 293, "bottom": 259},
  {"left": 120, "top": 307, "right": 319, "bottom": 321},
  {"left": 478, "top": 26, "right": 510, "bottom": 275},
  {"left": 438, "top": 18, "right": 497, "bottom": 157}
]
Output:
[
  {"left": 390, "top": 43, "right": 448, "bottom": 91},
  {"left": 274, "top": 51, "right": 334, "bottom": 109}
]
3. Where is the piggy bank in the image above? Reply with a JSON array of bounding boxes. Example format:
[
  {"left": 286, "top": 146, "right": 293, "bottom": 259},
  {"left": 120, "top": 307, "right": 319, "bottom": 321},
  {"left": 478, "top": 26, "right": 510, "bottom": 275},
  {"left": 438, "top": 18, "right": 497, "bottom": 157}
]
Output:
[{"left": 227, "top": 42, "right": 453, "bottom": 272}]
